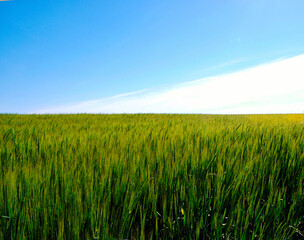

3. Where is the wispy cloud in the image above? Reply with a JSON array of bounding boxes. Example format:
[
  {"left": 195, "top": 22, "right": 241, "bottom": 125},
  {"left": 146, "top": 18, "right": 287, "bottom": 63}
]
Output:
[
  {"left": 190, "top": 58, "right": 246, "bottom": 76},
  {"left": 38, "top": 54, "right": 304, "bottom": 114}
]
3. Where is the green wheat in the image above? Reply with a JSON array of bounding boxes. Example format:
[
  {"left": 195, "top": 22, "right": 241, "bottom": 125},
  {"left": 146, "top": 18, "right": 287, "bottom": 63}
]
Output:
[{"left": 0, "top": 114, "right": 303, "bottom": 239}]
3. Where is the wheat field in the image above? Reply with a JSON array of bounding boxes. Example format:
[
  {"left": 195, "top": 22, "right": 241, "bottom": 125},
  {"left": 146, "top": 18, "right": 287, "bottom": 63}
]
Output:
[{"left": 0, "top": 114, "right": 304, "bottom": 239}]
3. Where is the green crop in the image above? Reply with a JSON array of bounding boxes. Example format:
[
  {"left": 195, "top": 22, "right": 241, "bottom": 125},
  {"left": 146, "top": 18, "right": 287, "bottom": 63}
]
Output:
[{"left": 0, "top": 114, "right": 303, "bottom": 239}]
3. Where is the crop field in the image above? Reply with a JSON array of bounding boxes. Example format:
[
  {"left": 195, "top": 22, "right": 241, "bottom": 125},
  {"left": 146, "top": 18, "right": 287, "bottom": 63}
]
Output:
[{"left": 0, "top": 114, "right": 304, "bottom": 240}]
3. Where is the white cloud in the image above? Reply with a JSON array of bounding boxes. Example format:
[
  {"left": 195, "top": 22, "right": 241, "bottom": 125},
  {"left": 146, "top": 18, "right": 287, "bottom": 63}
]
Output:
[{"left": 38, "top": 54, "right": 304, "bottom": 114}]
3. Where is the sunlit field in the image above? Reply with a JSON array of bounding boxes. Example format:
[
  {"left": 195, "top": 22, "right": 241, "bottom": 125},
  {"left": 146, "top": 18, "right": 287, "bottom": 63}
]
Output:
[{"left": 0, "top": 114, "right": 304, "bottom": 239}]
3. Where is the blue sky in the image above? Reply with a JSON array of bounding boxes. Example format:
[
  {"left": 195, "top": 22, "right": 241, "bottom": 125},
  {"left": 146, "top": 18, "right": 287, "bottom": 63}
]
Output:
[{"left": 1, "top": 0, "right": 304, "bottom": 113}]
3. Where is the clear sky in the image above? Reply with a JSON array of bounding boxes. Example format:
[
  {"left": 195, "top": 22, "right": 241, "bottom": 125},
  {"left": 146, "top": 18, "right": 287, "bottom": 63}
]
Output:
[{"left": 1, "top": 0, "right": 304, "bottom": 113}]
